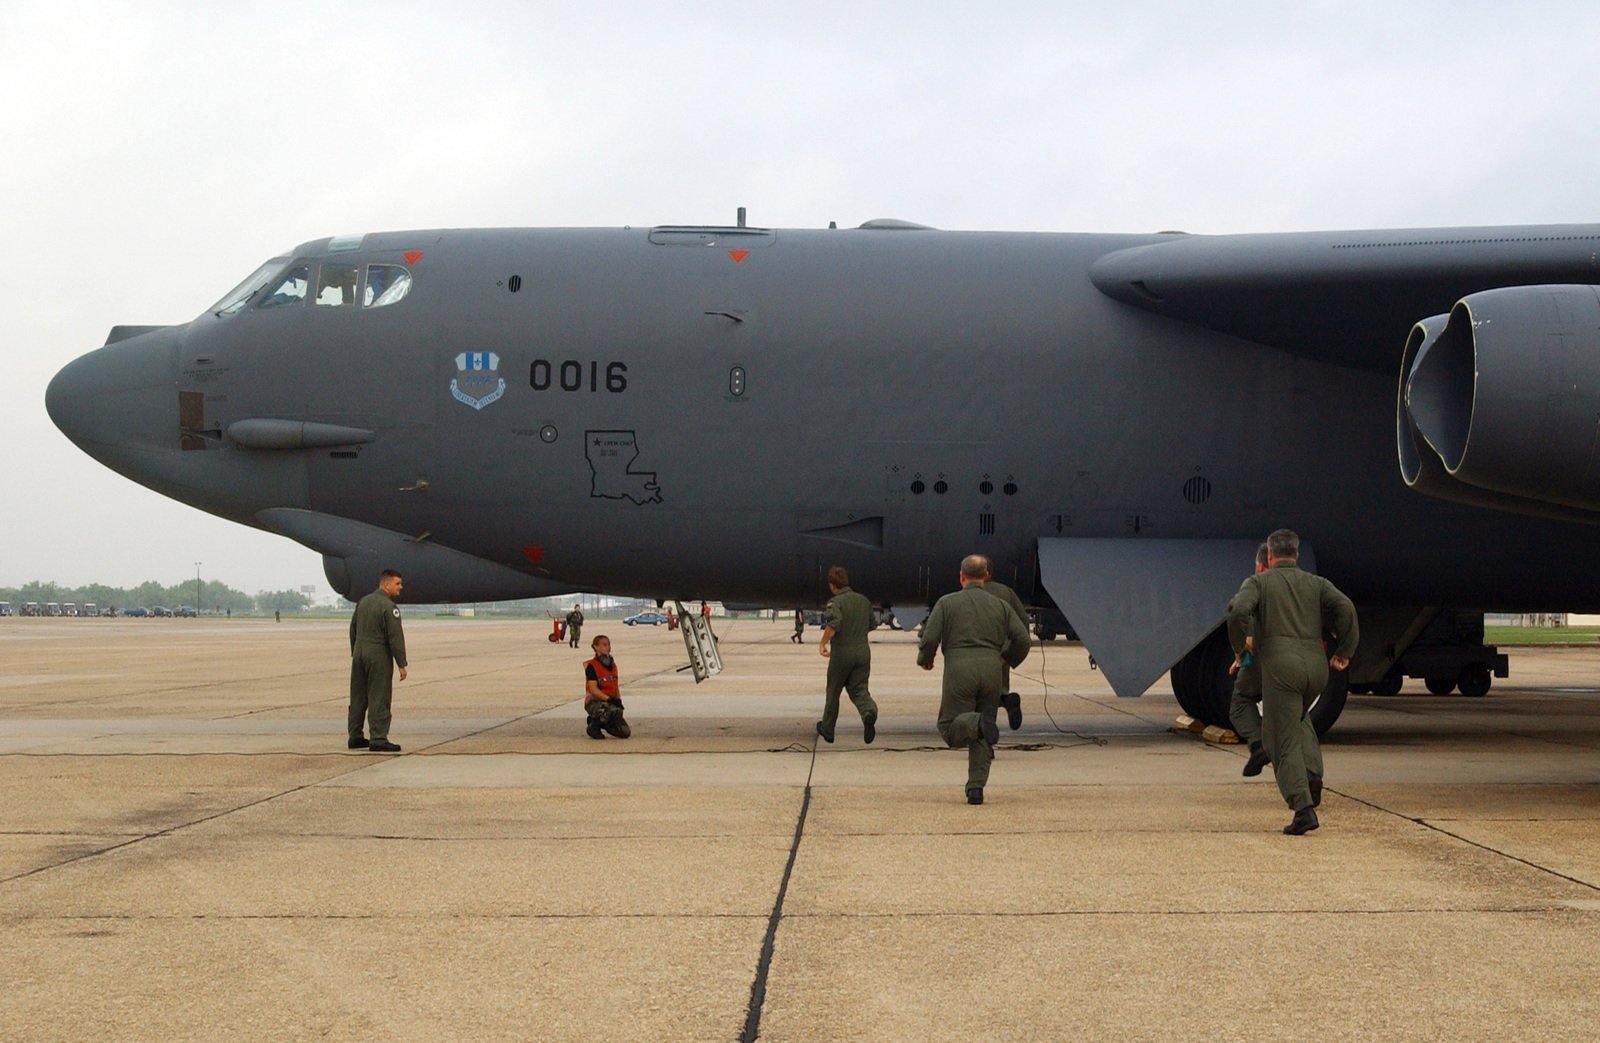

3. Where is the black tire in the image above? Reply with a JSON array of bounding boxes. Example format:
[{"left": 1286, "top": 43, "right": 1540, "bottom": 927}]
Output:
[
  {"left": 1308, "top": 669, "right": 1348, "bottom": 736},
  {"left": 1425, "top": 676, "right": 1456, "bottom": 695},
  {"left": 1457, "top": 663, "right": 1492, "bottom": 697},
  {"left": 1371, "top": 673, "right": 1403, "bottom": 697},
  {"left": 1348, "top": 683, "right": 1372, "bottom": 695},
  {"left": 1170, "top": 627, "right": 1233, "bottom": 726}
]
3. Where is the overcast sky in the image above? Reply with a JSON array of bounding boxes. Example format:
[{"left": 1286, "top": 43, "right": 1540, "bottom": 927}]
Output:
[{"left": 4, "top": 1, "right": 1598, "bottom": 597}]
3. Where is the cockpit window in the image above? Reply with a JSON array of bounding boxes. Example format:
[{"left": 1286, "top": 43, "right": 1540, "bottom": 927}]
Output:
[
  {"left": 315, "top": 264, "right": 359, "bottom": 306},
  {"left": 210, "top": 258, "right": 289, "bottom": 315},
  {"left": 364, "top": 264, "right": 412, "bottom": 308},
  {"left": 260, "top": 265, "right": 310, "bottom": 308}
]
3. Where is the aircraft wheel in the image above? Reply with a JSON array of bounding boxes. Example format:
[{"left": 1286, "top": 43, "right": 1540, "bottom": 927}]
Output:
[
  {"left": 1308, "top": 669, "right": 1349, "bottom": 737},
  {"left": 1169, "top": 649, "right": 1199, "bottom": 716},
  {"left": 1371, "top": 673, "right": 1403, "bottom": 697},
  {"left": 1348, "top": 683, "right": 1372, "bottom": 695},
  {"left": 1457, "top": 664, "right": 1492, "bottom": 697},
  {"left": 1170, "top": 627, "right": 1232, "bottom": 726},
  {"left": 1425, "top": 676, "right": 1456, "bottom": 695}
]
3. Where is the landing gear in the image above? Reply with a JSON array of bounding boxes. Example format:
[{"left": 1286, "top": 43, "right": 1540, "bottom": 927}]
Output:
[
  {"left": 1348, "top": 608, "right": 1506, "bottom": 700},
  {"left": 1457, "top": 663, "right": 1493, "bottom": 697},
  {"left": 1169, "top": 626, "right": 1349, "bottom": 737},
  {"left": 1371, "top": 672, "right": 1403, "bottom": 697},
  {"left": 1169, "top": 628, "right": 1232, "bottom": 724}
]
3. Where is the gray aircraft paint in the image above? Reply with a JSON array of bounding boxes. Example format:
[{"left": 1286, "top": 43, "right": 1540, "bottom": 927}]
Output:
[{"left": 45, "top": 221, "right": 1600, "bottom": 700}]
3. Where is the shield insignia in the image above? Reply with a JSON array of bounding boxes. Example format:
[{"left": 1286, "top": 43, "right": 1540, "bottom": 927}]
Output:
[{"left": 450, "top": 352, "right": 506, "bottom": 410}]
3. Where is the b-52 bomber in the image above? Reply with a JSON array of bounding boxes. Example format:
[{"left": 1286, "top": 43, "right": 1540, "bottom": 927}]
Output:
[{"left": 46, "top": 215, "right": 1600, "bottom": 734}]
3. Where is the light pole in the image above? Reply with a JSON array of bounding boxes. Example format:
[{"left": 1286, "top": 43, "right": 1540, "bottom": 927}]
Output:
[{"left": 195, "top": 562, "right": 201, "bottom": 616}]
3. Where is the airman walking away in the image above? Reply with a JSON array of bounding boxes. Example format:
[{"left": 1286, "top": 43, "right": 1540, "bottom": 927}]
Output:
[
  {"left": 1228, "top": 543, "right": 1272, "bottom": 777},
  {"left": 977, "top": 559, "right": 1029, "bottom": 730},
  {"left": 566, "top": 604, "right": 584, "bottom": 648},
  {"left": 917, "top": 555, "right": 1031, "bottom": 804},
  {"left": 816, "top": 566, "right": 878, "bottom": 744},
  {"left": 348, "top": 569, "right": 408, "bottom": 753},
  {"left": 1227, "top": 529, "right": 1358, "bottom": 835}
]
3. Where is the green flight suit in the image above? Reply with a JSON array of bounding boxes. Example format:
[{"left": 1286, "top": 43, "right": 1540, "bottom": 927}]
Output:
[
  {"left": 819, "top": 586, "right": 877, "bottom": 737},
  {"left": 1225, "top": 578, "right": 1263, "bottom": 748},
  {"left": 918, "top": 585, "right": 1030, "bottom": 789},
  {"left": 1228, "top": 562, "right": 1357, "bottom": 812},
  {"left": 349, "top": 589, "right": 408, "bottom": 743},
  {"left": 980, "top": 578, "right": 1029, "bottom": 699}
]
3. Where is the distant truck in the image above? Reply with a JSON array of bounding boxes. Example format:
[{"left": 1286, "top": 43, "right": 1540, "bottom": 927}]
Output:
[
  {"left": 21, "top": 602, "right": 40, "bottom": 617},
  {"left": 44, "top": 602, "right": 62, "bottom": 617},
  {"left": 82, "top": 603, "right": 99, "bottom": 617},
  {"left": 0, "top": 602, "right": 11, "bottom": 617},
  {"left": 63, "top": 602, "right": 77, "bottom": 617}
]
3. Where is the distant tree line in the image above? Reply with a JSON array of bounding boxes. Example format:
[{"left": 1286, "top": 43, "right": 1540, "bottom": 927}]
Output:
[{"left": 0, "top": 579, "right": 310, "bottom": 616}]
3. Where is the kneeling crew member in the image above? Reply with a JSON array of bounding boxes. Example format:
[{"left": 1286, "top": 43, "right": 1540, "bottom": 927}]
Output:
[{"left": 584, "top": 635, "right": 631, "bottom": 739}]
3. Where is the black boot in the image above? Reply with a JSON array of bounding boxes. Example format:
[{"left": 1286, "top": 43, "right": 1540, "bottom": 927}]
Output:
[
  {"left": 862, "top": 713, "right": 876, "bottom": 745},
  {"left": 1283, "top": 806, "right": 1319, "bottom": 835},
  {"left": 966, "top": 786, "right": 984, "bottom": 805},
  {"left": 1242, "top": 742, "right": 1271, "bottom": 777},
  {"left": 815, "top": 720, "right": 834, "bottom": 744},
  {"left": 1002, "top": 692, "right": 1022, "bottom": 731}
]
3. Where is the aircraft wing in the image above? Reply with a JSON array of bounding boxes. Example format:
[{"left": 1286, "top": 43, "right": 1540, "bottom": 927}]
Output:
[{"left": 1089, "top": 225, "right": 1600, "bottom": 371}]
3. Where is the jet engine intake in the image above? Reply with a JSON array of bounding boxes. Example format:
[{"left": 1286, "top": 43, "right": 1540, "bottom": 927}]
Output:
[{"left": 1399, "top": 284, "right": 1600, "bottom": 516}]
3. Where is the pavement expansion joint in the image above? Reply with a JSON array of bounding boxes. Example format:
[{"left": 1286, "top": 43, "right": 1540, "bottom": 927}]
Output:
[
  {"left": 1340, "top": 791, "right": 1600, "bottom": 894},
  {"left": 740, "top": 733, "right": 817, "bottom": 1042}
]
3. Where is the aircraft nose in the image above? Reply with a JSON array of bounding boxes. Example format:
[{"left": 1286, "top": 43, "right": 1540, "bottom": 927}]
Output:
[{"left": 47, "top": 328, "right": 180, "bottom": 465}]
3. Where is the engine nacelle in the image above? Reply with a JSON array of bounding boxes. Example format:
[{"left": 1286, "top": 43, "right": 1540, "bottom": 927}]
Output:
[{"left": 1400, "top": 284, "right": 1600, "bottom": 516}]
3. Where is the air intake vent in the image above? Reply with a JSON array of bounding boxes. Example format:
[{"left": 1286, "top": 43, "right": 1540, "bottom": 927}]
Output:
[{"left": 1182, "top": 476, "right": 1212, "bottom": 504}]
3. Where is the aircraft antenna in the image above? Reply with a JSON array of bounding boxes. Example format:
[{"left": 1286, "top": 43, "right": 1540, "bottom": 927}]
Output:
[{"left": 737, "top": 206, "right": 746, "bottom": 228}]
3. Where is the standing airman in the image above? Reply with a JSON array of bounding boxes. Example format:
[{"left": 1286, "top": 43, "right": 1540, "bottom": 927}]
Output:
[
  {"left": 348, "top": 569, "right": 408, "bottom": 753},
  {"left": 816, "top": 566, "right": 878, "bottom": 744},
  {"left": 1227, "top": 529, "right": 1358, "bottom": 834},
  {"left": 918, "top": 554, "right": 1031, "bottom": 804}
]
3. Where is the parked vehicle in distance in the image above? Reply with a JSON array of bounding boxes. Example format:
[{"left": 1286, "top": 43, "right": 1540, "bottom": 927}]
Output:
[
  {"left": 82, "top": 603, "right": 99, "bottom": 617},
  {"left": 176, "top": 606, "right": 198, "bottom": 617},
  {"left": 44, "top": 602, "right": 62, "bottom": 617},
  {"left": 624, "top": 610, "right": 669, "bottom": 626},
  {"left": 21, "top": 602, "right": 40, "bottom": 616},
  {"left": 150, "top": 606, "right": 174, "bottom": 618},
  {"left": 0, "top": 602, "right": 11, "bottom": 616},
  {"left": 122, "top": 607, "right": 149, "bottom": 618}
]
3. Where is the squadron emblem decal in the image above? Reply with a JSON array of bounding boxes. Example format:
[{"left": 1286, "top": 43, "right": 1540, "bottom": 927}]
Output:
[{"left": 450, "top": 352, "right": 506, "bottom": 410}]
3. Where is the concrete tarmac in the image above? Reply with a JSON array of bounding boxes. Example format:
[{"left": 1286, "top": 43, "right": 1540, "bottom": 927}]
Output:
[{"left": 2, "top": 616, "right": 1598, "bottom": 1041}]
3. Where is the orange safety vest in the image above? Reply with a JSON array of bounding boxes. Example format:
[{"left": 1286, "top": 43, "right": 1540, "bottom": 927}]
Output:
[{"left": 585, "top": 656, "right": 619, "bottom": 703}]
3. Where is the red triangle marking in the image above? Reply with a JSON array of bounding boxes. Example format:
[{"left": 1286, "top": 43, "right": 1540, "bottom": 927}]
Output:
[
  {"left": 403, "top": 250, "right": 424, "bottom": 265},
  {"left": 522, "top": 545, "right": 544, "bottom": 563},
  {"left": 728, "top": 249, "right": 749, "bottom": 263}
]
